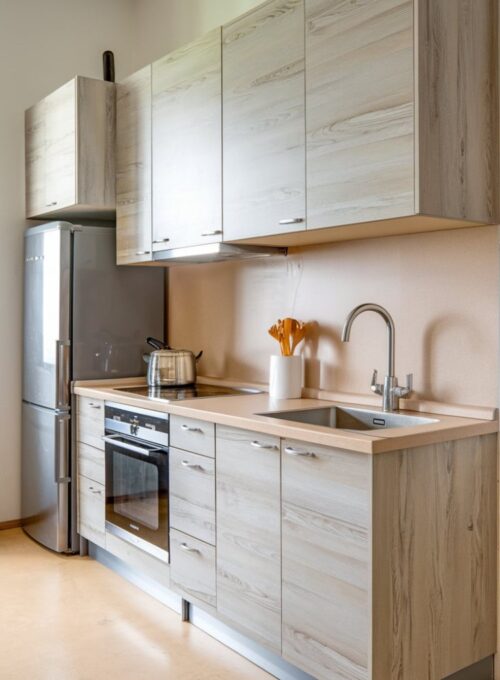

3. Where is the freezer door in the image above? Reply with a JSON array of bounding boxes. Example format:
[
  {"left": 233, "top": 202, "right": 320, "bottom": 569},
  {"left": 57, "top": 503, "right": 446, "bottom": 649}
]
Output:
[
  {"left": 23, "top": 223, "right": 71, "bottom": 410},
  {"left": 72, "top": 226, "right": 164, "bottom": 380},
  {"left": 22, "top": 402, "right": 71, "bottom": 552}
]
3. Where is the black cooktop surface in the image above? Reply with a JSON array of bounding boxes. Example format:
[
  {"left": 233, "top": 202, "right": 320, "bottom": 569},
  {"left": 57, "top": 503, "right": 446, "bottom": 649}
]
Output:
[{"left": 116, "top": 383, "right": 261, "bottom": 402}]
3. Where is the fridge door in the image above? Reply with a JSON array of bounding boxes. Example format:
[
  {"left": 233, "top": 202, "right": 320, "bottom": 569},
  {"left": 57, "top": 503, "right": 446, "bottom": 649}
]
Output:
[
  {"left": 23, "top": 223, "right": 71, "bottom": 411},
  {"left": 72, "top": 226, "right": 164, "bottom": 380},
  {"left": 22, "top": 402, "right": 71, "bottom": 552}
]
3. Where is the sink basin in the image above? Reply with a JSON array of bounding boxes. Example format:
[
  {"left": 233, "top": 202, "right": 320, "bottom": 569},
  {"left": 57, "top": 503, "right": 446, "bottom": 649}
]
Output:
[{"left": 260, "top": 406, "right": 439, "bottom": 431}]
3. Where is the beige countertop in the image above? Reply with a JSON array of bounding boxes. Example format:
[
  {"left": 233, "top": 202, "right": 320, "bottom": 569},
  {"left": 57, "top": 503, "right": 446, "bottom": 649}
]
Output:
[{"left": 73, "top": 377, "right": 498, "bottom": 454}]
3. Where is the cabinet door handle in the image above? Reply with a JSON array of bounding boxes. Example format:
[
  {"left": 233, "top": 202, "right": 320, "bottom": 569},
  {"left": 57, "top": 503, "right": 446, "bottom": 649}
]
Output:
[
  {"left": 284, "top": 446, "right": 315, "bottom": 458},
  {"left": 88, "top": 486, "right": 102, "bottom": 495},
  {"left": 179, "top": 543, "right": 200, "bottom": 554},
  {"left": 46, "top": 201, "right": 57, "bottom": 207},
  {"left": 88, "top": 403, "right": 101, "bottom": 410},
  {"left": 181, "top": 424, "right": 202, "bottom": 433},
  {"left": 279, "top": 218, "right": 304, "bottom": 225},
  {"left": 251, "top": 440, "right": 278, "bottom": 450},
  {"left": 201, "top": 229, "right": 223, "bottom": 237},
  {"left": 135, "top": 250, "right": 151, "bottom": 256},
  {"left": 153, "top": 238, "right": 170, "bottom": 244},
  {"left": 181, "top": 460, "right": 204, "bottom": 471}
]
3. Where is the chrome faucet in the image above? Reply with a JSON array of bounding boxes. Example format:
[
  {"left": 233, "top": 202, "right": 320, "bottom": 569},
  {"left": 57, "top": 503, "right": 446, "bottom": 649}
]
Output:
[{"left": 341, "top": 303, "right": 413, "bottom": 412}]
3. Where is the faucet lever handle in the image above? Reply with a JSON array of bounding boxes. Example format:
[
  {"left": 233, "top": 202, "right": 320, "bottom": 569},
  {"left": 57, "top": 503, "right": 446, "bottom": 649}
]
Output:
[
  {"left": 406, "top": 373, "right": 413, "bottom": 392},
  {"left": 393, "top": 373, "right": 414, "bottom": 398},
  {"left": 370, "top": 369, "right": 383, "bottom": 396}
]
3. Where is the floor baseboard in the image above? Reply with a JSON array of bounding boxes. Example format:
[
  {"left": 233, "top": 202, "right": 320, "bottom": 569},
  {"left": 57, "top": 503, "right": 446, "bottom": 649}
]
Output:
[{"left": 0, "top": 519, "right": 23, "bottom": 531}]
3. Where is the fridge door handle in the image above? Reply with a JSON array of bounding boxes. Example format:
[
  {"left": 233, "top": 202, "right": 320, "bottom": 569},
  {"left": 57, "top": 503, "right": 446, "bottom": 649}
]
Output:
[
  {"left": 55, "top": 413, "right": 71, "bottom": 484},
  {"left": 56, "top": 340, "right": 71, "bottom": 410}
]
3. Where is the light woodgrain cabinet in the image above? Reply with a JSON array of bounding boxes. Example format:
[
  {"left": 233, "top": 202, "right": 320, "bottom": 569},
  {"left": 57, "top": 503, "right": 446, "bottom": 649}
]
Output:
[
  {"left": 25, "top": 76, "right": 115, "bottom": 220},
  {"left": 152, "top": 28, "right": 222, "bottom": 251},
  {"left": 116, "top": 66, "right": 153, "bottom": 264},
  {"left": 76, "top": 396, "right": 105, "bottom": 451},
  {"left": 222, "top": 0, "right": 306, "bottom": 241},
  {"left": 230, "top": 0, "right": 497, "bottom": 248},
  {"left": 281, "top": 434, "right": 497, "bottom": 680},
  {"left": 78, "top": 475, "right": 105, "bottom": 548},
  {"left": 216, "top": 425, "right": 282, "bottom": 653},
  {"left": 170, "top": 529, "right": 216, "bottom": 610},
  {"left": 169, "top": 415, "right": 215, "bottom": 457},
  {"left": 169, "top": 448, "right": 215, "bottom": 545}
]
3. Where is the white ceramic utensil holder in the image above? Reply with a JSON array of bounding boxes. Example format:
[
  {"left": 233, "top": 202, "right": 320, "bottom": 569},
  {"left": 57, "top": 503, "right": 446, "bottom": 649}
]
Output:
[{"left": 269, "top": 355, "right": 303, "bottom": 399}]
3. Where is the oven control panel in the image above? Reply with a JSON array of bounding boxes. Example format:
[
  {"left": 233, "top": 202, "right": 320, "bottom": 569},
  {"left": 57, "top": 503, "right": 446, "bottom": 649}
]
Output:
[{"left": 105, "top": 402, "right": 169, "bottom": 447}]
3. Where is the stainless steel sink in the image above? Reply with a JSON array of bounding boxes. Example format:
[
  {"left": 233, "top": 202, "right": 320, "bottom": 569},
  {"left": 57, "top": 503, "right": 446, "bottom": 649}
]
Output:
[{"left": 260, "top": 406, "right": 438, "bottom": 431}]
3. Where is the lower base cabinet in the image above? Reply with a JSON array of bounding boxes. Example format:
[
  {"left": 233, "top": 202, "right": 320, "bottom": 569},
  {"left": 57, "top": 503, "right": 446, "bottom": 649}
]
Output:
[
  {"left": 78, "top": 475, "right": 105, "bottom": 549},
  {"left": 170, "top": 529, "right": 216, "bottom": 610},
  {"left": 215, "top": 425, "right": 282, "bottom": 653}
]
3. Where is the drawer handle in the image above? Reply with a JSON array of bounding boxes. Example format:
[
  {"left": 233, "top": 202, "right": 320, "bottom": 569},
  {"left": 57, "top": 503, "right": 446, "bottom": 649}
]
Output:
[
  {"left": 251, "top": 440, "right": 278, "bottom": 450},
  {"left": 181, "top": 460, "right": 204, "bottom": 471},
  {"left": 284, "top": 446, "right": 315, "bottom": 458},
  {"left": 46, "top": 201, "right": 57, "bottom": 207},
  {"left": 179, "top": 543, "right": 200, "bottom": 554},
  {"left": 201, "top": 229, "right": 223, "bottom": 237},
  {"left": 89, "top": 403, "right": 101, "bottom": 410},
  {"left": 181, "top": 424, "right": 203, "bottom": 433},
  {"left": 153, "top": 238, "right": 170, "bottom": 243},
  {"left": 88, "top": 486, "right": 102, "bottom": 494},
  {"left": 135, "top": 250, "right": 151, "bottom": 256},
  {"left": 279, "top": 218, "right": 304, "bottom": 225}
]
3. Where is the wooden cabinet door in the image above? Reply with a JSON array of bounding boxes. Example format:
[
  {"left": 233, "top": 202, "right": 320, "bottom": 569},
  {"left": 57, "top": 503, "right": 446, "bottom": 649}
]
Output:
[
  {"left": 116, "top": 66, "right": 153, "bottom": 264},
  {"left": 216, "top": 426, "right": 282, "bottom": 653},
  {"left": 25, "top": 100, "right": 47, "bottom": 218},
  {"left": 78, "top": 475, "right": 105, "bottom": 548},
  {"left": 222, "top": 0, "right": 306, "bottom": 240},
  {"left": 281, "top": 439, "right": 371, "bottom": 680},
  {"left": 43, "top": 79, "right": 76, "bottom": 212},
  {"left": 152, "top": 28, "right": 222, "bottom": 251},
  {"left": 306, "top": 0, "right": 414, "bottom": 230}
]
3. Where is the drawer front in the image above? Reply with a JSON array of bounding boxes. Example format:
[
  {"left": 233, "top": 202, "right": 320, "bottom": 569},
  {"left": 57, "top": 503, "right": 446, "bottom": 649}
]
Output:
[
  {"left": 78, "top": 475, "right": 105, "bottom": 548},
  {"left": 77, "top": 442, "right": 105, "bottom": 485},
  {"left": 105, "top": 532, "right": 170, "bottom": 589},
  {"left": 77, "top": 396, "right": 105, "bottom": 423},
  {"left": 170, "top": 529, "right": 216, "bottom": 608},
  {"left": 170, "top": 448, "right": 215, "bottom": 544},
  {"left": 170, "top": 415, "right": 215, "bottom": 457},
  {"left": 77, "top": 414, "right": 104, "bottom": 450}
]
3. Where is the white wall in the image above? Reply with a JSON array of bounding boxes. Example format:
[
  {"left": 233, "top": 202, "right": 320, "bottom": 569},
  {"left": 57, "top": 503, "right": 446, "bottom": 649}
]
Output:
[{"left": 0, "top": 0, "right": 138, "bottom": 522}]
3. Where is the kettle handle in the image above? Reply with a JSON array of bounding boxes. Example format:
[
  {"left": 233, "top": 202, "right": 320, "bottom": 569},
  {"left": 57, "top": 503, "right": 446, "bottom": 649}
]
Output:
[
  {"left": 147, "top": 337, "right": 169, "bottom": 350},
  {"left": 195, "top": 351, "right": 203, "bottom": 361}
]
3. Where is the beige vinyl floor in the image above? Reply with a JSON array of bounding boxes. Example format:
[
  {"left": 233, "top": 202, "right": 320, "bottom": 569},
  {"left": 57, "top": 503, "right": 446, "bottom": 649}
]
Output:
[{"left": 0, "top": 529, "right": 272, "bottom": 680}]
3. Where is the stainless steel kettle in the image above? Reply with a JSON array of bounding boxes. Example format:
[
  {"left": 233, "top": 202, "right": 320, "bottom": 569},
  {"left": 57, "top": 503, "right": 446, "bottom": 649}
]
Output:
[{"left": 143, "top": 337, "right": 203, "bottom": 387}]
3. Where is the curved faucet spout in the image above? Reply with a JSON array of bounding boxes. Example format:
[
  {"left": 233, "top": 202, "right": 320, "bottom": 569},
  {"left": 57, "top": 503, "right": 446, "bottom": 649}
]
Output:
[{"left": 341, "top": 303, "right": 395, "bottom": 377}]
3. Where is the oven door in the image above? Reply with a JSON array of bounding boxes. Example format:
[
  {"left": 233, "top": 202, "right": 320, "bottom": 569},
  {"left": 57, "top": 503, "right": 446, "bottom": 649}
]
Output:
[{"left": 104, "top": 433, "right": 169, "bottom": 562}]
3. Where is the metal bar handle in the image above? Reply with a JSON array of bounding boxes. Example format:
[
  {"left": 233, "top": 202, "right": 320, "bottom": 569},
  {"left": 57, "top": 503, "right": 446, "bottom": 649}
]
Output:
[
  {"left": 284, "top": 446, "right": 315, "bottom": 458},
  {"left": 201, "top": 229, "right": 223, "bottom": 237},
  {"left": 88, "top": 486, "right": 102, "bottom": 495},
  {"left": 279, "top": 218, "right": 304, "bottom": 225},
  {"left": 55, "top": 413, "right": 71, "bottom": 483},
  {"left": 181, "top": 424, "right": 202, "bottom": 433},
  {"left": 181, "top": 460, "right": 204, "bottom": 471},
  {"left": 55, "top": 339, "right": 71, "bottom": 410},
  {"left": 102, "top": 434, "right": 164, "bottom": 457},
  {"left": 88, "top": 402, "right": 101, "bottom": 410},
  {"left": 135, "top": 251, "right": 151, "bottom": 256},
  {"left": 179, "top": 543, "right": 200, "bottom": 554},
  {"left": 251, "top": 440, "right": 278, "bottom": 450}
]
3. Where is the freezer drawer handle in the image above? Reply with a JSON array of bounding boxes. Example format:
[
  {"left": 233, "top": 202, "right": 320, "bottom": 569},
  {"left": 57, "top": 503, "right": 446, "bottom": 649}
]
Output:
[{"left": 55, "top": 414, "right": 71, "bottom": 483}]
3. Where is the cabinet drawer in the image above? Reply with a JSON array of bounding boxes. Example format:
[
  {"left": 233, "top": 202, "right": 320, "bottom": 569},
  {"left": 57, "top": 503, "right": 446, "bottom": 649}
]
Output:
[
  {"left": 216, "top": 424, "right": 280, "bottom": 457},
  {"left": 78, "top": 475, "right": 105, "bottom": 548},
  {"left": 170, "top": 529, "right": 216, "bottom": 609},
  {"left": 170, "top": 448, "right": 215, "bottom": 544},
  {"left": 77, "top": 442, "right": 105, "bottom": 485},
  {"left": 105, "top": 532, "right": 170, "bottom": 589},
  {"left": 77, "top": 396, "right": 105, "bottom": 423},
  {"left": 170, "top": 415, "right": 215, "bottom": 457}
]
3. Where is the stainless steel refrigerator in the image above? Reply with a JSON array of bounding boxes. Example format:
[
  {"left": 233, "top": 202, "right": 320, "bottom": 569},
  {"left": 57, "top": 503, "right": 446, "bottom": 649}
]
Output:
[{"left": 22, "top": 222, "right": 164, "bottom": 553}]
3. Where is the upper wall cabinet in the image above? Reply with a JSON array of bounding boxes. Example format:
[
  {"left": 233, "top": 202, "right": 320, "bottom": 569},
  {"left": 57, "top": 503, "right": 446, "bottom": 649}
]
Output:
[
  {"left": 116, "top": 66, "right": 152, "bottom": 265},
  {"left": 152, "top": 28, "right": 222, "bottom": 252},
  {"left": 25, "top": 76, "right": 115, "bottom": 220},
  {"left": 222, "top": 0, "right": 306, "bottom": 241},
  {"left": 230, "top": 0, "right": 498, "bottom": 247}
]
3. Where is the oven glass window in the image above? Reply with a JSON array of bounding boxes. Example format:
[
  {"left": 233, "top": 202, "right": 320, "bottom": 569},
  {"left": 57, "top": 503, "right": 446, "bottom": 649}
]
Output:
[{"left": 112, "top": 452, "right": 159, "bottom": 530}]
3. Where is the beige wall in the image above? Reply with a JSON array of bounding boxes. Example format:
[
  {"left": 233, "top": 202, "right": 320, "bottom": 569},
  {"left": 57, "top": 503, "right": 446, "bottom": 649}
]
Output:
[
  {"left": 169, "top": 226, "right": 499, "bottom": 408},
  {"left": 0, "top": 0, "right": 138, "bottom": 523}
]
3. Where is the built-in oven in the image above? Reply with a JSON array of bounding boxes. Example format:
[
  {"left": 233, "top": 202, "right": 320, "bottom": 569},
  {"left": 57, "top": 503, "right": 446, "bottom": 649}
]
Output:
[{"left": 104, "top": 403, "right": 169, "bottom": 562}]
